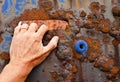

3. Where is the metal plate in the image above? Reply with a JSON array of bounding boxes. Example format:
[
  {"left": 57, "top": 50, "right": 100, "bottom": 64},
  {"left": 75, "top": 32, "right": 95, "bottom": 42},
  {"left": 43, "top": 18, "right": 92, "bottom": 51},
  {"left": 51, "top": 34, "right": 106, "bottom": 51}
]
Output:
[{"left": 0, "top": 0, "right": 120, "bottom": 82}]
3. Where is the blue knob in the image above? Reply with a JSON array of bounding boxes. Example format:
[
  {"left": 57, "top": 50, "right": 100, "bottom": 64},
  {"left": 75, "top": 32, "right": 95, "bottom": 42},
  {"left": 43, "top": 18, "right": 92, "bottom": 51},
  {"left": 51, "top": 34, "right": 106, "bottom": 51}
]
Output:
[{"left": 75, "top": 40, "right": 88, "bottom": 54}]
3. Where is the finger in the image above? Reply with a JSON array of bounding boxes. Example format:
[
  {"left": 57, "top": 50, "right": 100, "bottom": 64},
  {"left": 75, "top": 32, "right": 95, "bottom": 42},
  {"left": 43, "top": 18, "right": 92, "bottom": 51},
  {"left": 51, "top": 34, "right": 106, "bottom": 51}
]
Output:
[
  {"left": 28, "top": 23, "right": 38, "bottom": 32},
  {"left": 18, "top": 21, "right": 22, "bottom": 26},
  {"left": 43, "top": 36, "right": 59, "bottom": 53},
  {"left": 14, "top": 21, "right": 22, "bottom": 35},
  {"left": 20, "top": 23, "right": 28, "bottom": 33},
  {"left": 36, "top": 24, "right": 48, "bottom": 39}
]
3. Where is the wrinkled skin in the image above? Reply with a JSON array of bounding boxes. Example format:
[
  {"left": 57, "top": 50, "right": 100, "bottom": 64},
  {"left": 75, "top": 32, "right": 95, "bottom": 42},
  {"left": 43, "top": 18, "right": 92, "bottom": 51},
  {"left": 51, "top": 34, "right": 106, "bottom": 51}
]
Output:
[
  {"left": 0, "top": 22, "right": 59, "bottom": 82},
  {"left": 10, "top": 22, "right": 59, "bottom": 67}
]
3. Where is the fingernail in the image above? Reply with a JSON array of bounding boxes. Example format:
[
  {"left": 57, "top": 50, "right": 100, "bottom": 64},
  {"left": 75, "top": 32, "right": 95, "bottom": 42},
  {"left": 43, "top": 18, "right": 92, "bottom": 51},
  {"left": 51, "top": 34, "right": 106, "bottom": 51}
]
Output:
[
  {"left": 41, "top": 24, "right": 48, "bottom": 28},
  {"left": 54, "top": 36, "right": 59, "bottom": 40},
  {"left": 18, "top": 21, "right": 22, "bottom": 26}
]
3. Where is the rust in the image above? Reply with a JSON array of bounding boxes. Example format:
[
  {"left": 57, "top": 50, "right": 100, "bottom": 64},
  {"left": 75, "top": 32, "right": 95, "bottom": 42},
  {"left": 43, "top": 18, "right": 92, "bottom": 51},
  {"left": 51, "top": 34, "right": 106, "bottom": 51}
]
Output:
[
  {"left": 80, "top": 10, "right": 86, "bottom": 18},
  {"left": 78, "top": 61, "right": 84, "bottom": 82},
  {"left": 88, "top": 52, "right": 98, "bottom": 62},
  {"left": 112, "top": 39, "right": 120, "bottom": 46},
  {"left": 112, "top": 0, "right": 115, "bottom": 4},
  {"left": 112, "top": 6, "right": 120, "bottom": 17},
  {"left": 114, "top": 45, "right": 120, "bottom": 66},
  {"left": 85, "top": 38, "right": 101, "bottom": 53},
  {"left": 94, "top": 55, "right": 115, "bottom": 72},
  {"left": 9, "top": 9, "right": 73, "bottom": 29},
  {"left": 74, "top": 53, "right": 82, "bottom": 60},
  {"left": 0, "top": 52, "right": 10, "bottom": 60},
  {"left": 103, "top": 35, "right": 110, "bottom": 43},
  {"left": 109, "top": 66, "right": 120, "bottom": 78},
  {"left": 71, "top": 65, "right": 77, "bottom": 73},
  {"left": 53, "top": 0, "right": 58, "bottom": 9},
  {"left": 56, "top": 46, "right": 72, "bottom": 60},
  {"left": 89, "top": 2, "right": 100, "bottom": 13},
  {"left": 110, "top": 26, "right": 120, "bottom": 40},
  {"left": 22, "top": 20, "right": 68, "bottom": 30},
  {"left": 3, "top": 1, "right": 120, "bottom": 81},
  {"left": 67, "top": 74, "right": 74, "bottom": 82},
  {"left": 9, "top": 8, "right": 50, "bottom": 28},
  {"left": 99, "top": 19, "right": 110, "bottom": 33},
  {"left": 50, "top": 72, "right": 59, "bottom": 82},
  {"left": 83, "top": 23, "right": 95, "bottom": 29},
  {"left": 39, "top": 0, "right": 53, "bottom": 11},
  {"left": 0, "top": 34, "right": 2, "bottom": 43},
  {"left": 101, "top": 5, "right": 106, "bottom": 13}
]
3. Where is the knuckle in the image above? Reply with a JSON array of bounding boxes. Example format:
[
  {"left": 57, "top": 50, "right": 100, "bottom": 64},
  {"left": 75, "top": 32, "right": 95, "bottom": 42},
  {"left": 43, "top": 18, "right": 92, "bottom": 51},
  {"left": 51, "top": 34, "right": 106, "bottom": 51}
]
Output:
[
  {"left": 23, "top": 23, "right": 28, "bottom": 27},
  {"left": 41, "top": 24, "right": 48, "bottom": 29},
  {"left": 15, "top": 26, "right": 19, "bottom": 30},
  {"left": 30, "top": 23, "right": 37, "bottom": 26}
]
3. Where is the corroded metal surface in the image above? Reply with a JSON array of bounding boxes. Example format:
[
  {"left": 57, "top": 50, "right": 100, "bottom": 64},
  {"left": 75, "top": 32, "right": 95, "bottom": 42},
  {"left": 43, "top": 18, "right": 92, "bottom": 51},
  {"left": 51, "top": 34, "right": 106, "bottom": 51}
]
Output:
[{"left": 0, "top": 0, "right": 120, "bottom": 82}]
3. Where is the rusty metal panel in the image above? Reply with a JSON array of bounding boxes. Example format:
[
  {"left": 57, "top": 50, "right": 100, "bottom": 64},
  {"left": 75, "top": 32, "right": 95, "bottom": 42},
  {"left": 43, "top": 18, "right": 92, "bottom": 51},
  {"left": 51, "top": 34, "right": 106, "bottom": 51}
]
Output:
[{"left": 0, "top": 0, "right": 120, "bottom": 82}]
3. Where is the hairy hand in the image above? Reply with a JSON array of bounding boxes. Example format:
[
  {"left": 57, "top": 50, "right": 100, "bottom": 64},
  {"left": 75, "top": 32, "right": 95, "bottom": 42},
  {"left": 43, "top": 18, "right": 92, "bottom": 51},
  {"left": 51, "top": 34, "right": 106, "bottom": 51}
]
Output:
[{"left": 10, "top": 22, "right": 59, "bottom": 68}]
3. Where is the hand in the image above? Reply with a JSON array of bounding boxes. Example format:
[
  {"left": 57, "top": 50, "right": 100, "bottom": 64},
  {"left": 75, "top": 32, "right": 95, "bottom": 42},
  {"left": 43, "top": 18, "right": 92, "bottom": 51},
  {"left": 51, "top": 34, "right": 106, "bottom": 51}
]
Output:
[
  {"left": 10, "top": 22, "right": 59, "bottom": 68},
  {"left": 0, "top": 22, "right": 59, "bottom": 82}
]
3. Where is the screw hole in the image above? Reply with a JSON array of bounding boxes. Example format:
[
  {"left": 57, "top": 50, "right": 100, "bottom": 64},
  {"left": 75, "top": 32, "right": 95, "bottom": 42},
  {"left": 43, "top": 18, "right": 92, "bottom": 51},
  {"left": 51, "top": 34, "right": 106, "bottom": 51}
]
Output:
[{"left": 80, "top": 44, "right": 83, "bottom": 49}]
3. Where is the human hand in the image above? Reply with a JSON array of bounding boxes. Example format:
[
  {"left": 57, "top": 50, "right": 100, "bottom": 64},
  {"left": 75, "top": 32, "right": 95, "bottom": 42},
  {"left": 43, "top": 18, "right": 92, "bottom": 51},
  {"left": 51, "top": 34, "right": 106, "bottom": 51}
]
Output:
[
  {"left": 0, "top": 22, "right": 59, "bottom": 82},
  {"left": 10, "top": 21, "right": 59, "bottom": 69}
]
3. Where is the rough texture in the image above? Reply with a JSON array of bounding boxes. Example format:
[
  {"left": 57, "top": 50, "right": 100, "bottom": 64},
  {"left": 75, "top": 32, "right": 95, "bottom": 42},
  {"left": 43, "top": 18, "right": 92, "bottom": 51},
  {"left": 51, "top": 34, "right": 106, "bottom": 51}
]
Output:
[
  {"left": 22, "top": 20, "right": 68, "bottom": 30},
  {"left": 0, "top": 0, "right": 120, "bottom": 82}
]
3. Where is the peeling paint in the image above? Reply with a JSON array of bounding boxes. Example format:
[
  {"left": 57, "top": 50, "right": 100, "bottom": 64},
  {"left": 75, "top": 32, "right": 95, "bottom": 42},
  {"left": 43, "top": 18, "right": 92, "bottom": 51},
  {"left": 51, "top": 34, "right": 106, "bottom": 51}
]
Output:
[{"left": 0, "top": 0, "right": 120, "bottom": 82}]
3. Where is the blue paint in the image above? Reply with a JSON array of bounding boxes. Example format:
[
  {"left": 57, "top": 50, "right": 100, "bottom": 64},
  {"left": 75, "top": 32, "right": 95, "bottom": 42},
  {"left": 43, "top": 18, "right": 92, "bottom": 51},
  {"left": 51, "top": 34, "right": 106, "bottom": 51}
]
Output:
[
  {"left": 2, "top": 0, "right": 13, "bottom": 16},
  {"left": 1, "top": 42, "right": 9, "bottom": 51},
  {"left": 31, "top": 0, "right": 37, "bottom": 5},
  {"left": 15, "top": 0, "right": 26, "bottom": 15},
  {"left": 5, "top": 36, "right": 12, "bottom": 42},
  {"left": 59, "top": 0, "right": 64, "bottom": 3},
  {"left": 75, "top": 40, "right": 88, "bottom": 54},
  {"left": 1, "top": 36, "right": 12, "bottom": 52}
]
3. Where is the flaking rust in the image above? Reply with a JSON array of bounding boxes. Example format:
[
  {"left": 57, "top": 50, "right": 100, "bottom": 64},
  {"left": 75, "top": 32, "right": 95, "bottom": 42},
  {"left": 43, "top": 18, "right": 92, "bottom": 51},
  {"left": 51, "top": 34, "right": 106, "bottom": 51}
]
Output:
[
  {"left": 22, "top": 20, "right": 68, "bottom": 30},
  {"left": 0, "top": 52, "right": 10, "bottom": 60},
  {"left": 112, "top": 6, "right": 120, "bottom": 17},
  {"left": 0, "top": 34, "right": 2, "bottom": 43},
  {"left": 0, "top": 0, "right": 120, "bottom": 82}
]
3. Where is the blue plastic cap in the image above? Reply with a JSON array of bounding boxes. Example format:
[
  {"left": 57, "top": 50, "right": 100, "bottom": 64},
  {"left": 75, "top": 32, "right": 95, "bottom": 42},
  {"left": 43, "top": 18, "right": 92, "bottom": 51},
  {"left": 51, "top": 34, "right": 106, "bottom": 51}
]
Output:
[{"left": 75, "top": 40, "right": 88, "bottom": 54}]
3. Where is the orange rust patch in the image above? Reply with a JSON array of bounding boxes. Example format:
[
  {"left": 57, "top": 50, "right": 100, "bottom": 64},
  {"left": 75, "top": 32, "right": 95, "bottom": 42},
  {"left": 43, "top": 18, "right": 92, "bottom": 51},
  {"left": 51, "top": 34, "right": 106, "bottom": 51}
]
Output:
[
  {"left": 75, "top": 53, "right": 82, "bottom": 59},
  {"left": 112, "top": 39, "right": 120, "bottom": 46},
  {"left": 22, "top": 20, "right": 68, "bottom": 30},
  {"left": 0, "top": 52, "right": 10, "bottom": 60},
  {"left": 85, "top": 38, "right": 101, "bottom": 53},
  {"left": 50, "top": 72, "right": 59, "bottom": 82},
  {"left": 94, "top": 55, "right": 115, "bottom": 72},
  {"left": 102, "top": 59, "right": 115, "bottom": 71},
  {"left": 40, "top": 0, "right": 53, "bottom": 11},
  {"left": 0, "top": 35, "right": 2, "bottom": 43},
  {"left": 103, "top": 36, "right": 110, "bottom": 43},
  {"left": 67, "top": 74, "right": 74, "bottom": 82},
  {"left": 90, "top": 2, "right": 100, "bottom": 13},
  {"left": 71, "top": 66, "right": 77, "bottom": 73},
  {"left": 109, "top": 66, "right": 120, "bottom": 78},
  {"left": 80, "top": 10, "right": 86, "bottom": 17},
  {"left": 99, "top": 19, "right": 110, "bottom": 33},
  {"left": 88, "top": 52, "right": 98, "bottom": 62},
  {"left": 112, "top": 6, "right": 120, "bottom": 17},
  {"left": 9, "top": 8, "right": 50, "bottom": 28},
  {"left": 101, "top": 5, "right": 106, "bottom": 13}
]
